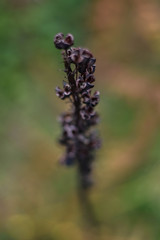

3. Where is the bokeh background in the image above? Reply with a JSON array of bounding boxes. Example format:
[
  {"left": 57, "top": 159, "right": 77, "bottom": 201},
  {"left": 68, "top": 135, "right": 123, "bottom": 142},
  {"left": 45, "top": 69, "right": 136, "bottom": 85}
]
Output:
[{"left": 0, "top": 0, "right": 160, "bottom": 239}]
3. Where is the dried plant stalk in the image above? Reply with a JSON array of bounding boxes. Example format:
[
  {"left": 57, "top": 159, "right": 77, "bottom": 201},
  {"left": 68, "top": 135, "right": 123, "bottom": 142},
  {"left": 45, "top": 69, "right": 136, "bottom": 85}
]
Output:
[{"left": 54, "top": 33, "right": 101, "bottom": 188}]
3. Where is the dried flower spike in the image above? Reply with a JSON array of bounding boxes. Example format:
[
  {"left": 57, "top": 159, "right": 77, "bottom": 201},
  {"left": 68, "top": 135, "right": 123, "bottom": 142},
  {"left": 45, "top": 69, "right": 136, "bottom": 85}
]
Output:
[{"left": 54, "top": 33, "right": 101, "bottom": 188}]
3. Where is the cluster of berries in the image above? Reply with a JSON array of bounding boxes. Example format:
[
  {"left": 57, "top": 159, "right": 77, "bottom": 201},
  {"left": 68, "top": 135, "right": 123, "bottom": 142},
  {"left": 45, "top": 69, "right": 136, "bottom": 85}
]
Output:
[{"left": 54, "top": 33, "right": 100, "bottom": 188}]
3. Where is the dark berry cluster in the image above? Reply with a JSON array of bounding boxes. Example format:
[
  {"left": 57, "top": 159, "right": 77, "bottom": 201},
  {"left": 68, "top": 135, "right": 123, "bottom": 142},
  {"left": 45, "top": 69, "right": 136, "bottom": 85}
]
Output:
[{"left": 54, "top": 33, "right": 101, "bottom": 188}]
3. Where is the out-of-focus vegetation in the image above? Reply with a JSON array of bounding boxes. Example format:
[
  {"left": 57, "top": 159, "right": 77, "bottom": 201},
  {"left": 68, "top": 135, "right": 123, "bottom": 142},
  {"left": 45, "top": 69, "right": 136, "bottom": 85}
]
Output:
[{"left": 0, "top": 0, "right": 160, "bottom": 239}]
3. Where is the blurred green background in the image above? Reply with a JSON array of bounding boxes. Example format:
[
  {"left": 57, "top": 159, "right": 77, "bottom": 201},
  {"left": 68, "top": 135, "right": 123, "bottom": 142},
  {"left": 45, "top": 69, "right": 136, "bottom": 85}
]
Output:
[{"left": 0, "top": 0, "right": 160, "bottom": 239}]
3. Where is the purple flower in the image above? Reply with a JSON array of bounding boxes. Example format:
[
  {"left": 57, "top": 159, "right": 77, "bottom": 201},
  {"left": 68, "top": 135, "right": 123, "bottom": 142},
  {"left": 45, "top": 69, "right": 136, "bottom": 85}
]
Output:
[
  {"left": 88, "top": 132, "right": 101, "bottom": 150},
  {"left": 63, "top": 124, "right": 77, "bottom": 139},
  {"left": 80, "top": 108, "right": 90, "bottom": 120},
  {"left": 55, "top": 87, "right": 65, "bottom": 99},
  {"left": 59, "top": 112, "right": 73, "bottom": 125},
  {"left": 64, "top": 83, "right": 71, "bottom": 96},
  {"left": 86, "top": 74, "right": 95, "bottom": 84},
  {"left": 82, "top": 91, "right": 91, "bottom": 103},
  {"left": 91, "top": 91, "right": 100, "bottom": 107},
  {"left": 80, "top": 105, "right": 95, "bottom": 120},
  {"left": 89, "top": 113, "right": 100, "bottom": 125},
  {"left": 60, "top": 145, "right": 75, "bottom": 166},
  {"left": 76, "top": 78, "right": 87, "bottom": 91}
]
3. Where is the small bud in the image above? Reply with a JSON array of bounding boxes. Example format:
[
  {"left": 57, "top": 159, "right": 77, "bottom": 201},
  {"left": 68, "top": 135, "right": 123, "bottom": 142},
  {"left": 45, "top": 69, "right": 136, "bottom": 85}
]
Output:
[
  {"left": 70, "top": 48, "right": 84, "bottom": 64},
  {"left": 54, "top": 33, "right": 64, "bottom": 41},
  {"left": 64, "top": 34, "right": 74, "bottom": 47},
  {"left": 82, "top": 49, "right": 93, "bottom": 58},
  {"left": 54, "top": 33, "right": 64, "bottom": 49},
  {"left": 54, "top": 33, "right": 74, "bottom": 50}
]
